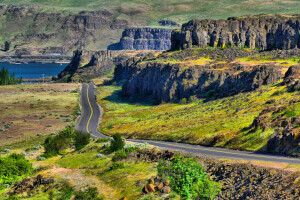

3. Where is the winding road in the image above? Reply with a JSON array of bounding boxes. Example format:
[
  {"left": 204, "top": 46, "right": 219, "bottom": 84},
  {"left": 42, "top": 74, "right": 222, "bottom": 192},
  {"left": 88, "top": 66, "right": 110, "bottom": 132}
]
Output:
[{"left": 77, "top": 83, "right": 300, "bottom": 164}]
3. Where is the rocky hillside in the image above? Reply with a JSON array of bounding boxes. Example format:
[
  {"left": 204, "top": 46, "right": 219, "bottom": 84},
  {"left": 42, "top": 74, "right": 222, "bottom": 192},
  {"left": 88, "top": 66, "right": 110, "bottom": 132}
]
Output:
[
  {"left": 115, "top": 48, "right": 300, "bottom": 103},
  {"left": 57, "top": 50, "right": 118, "bottom": 82},
  {"left": 171, "top": 14, "right": 300, "bottom": 50},
  {"left": 119, "top": 27, "right": 173, "bottom": 50},
  {"left": 0, "top": 5, "right": 134, "bottom": 55}
]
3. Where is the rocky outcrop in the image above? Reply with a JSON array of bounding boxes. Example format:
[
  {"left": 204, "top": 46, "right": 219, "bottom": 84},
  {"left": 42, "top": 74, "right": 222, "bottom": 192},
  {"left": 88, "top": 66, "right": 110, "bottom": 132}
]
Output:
[
  {"left": 10, "top": 175, "right": 54, "bottom": 195},
  {"left": 249, "top": 103, "right": 300, "bottom": 157},
  {"left": 283, "top": 65, "right": 300, "bottom": 91},
  {"left": 134, "top": 148, "right": 300, "bottom": 199},
  {"left": 57, "top": 50, "right": 117, "bottom": 82},
  {"left": 158, "top": 20, "right": 180, "bottom": 27},
  {"left": 171, "top": 14, "right": 300, "bottom": 50},
  {"left": 115, "top": 59, "right": 285, "bottom": 103},
  {"left": 120, "top": 27, "right": 173, "bottom": 50}
]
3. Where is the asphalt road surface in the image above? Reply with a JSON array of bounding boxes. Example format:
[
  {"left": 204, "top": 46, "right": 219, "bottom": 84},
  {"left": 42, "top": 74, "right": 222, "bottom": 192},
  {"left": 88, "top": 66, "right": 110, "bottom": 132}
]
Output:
[{"left": 77, "top": 83, "right": 300, "bottom": 164}]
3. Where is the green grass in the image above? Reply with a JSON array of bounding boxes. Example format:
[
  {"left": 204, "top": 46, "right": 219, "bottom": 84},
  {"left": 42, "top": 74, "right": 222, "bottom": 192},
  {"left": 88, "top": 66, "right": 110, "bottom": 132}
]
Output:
[
  {"left": 55, "top": 142, "right": 156, "bottom": 199},
  {"left": 96, "top": 77, "right": 300, "bottom": 152},
  {"left": 0, "top": 0, "right": 299, "bottom": 21}
]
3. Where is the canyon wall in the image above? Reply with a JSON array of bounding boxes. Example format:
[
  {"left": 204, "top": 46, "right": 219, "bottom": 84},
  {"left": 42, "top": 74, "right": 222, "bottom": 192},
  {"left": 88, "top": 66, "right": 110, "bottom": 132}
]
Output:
[
  {"left": 120, "top": 27, "right": 173, "bottom": 50},
  {"left": 115, "top": 60, "right": 287, "bottom": 103},
  {"left": 171, "top": 14, "right": 300, "bottom": 50}
]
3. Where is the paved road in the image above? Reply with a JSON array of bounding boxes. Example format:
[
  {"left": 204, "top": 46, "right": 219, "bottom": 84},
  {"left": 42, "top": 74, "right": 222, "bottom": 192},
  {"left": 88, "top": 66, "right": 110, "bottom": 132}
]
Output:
[{"left": 77, "top": 83, "right": 300, "bottom": 164}]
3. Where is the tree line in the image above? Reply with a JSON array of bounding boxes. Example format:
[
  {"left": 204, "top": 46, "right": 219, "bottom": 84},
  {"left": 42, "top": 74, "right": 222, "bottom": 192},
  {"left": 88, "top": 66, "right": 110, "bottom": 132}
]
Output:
[{"left": 0, "top": 67, "right": 22, "bottom": 85}]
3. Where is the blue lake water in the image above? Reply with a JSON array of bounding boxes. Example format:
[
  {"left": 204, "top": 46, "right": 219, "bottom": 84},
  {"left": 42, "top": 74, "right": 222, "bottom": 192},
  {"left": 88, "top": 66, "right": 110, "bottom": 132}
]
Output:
[{"left": 0, "top": 62, "right": 69, "bottom": 79}]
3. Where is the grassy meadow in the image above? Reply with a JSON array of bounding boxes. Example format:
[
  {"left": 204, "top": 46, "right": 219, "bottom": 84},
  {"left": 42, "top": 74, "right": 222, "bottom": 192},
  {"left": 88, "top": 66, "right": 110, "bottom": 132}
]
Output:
[{"left": 0, "top": 83, "right": 80, "bottom": 149}]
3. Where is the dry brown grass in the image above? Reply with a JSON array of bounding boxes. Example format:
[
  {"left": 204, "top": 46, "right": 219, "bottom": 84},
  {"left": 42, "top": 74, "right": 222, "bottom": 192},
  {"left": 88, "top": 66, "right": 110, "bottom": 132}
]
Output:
[{"left": 0, "top": 83, "right": 80, "bottom": 147}]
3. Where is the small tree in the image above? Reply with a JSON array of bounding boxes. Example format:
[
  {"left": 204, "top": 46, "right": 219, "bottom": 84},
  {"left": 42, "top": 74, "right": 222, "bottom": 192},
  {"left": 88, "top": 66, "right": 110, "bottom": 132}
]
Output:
[
  {"left": 74, "top": 131, "right": 90, "bottom": 150},
  {"left": 43, "top": 126, "right": 75, "bottom": 155},
  {"left": 110, "top": 134, "right": 125, "bottom": 152}
]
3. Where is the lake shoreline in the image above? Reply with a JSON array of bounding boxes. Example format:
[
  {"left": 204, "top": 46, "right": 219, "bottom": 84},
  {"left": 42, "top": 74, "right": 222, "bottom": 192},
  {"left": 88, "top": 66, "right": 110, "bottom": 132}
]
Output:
[{"left": 0, "top": 54, "right": 72, "bottom": 64}]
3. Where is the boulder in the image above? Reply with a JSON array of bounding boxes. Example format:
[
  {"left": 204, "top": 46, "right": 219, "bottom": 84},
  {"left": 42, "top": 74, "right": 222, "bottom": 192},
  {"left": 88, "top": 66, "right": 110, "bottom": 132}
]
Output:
[
  {"left": 161, "top": 186, "right": 171, "bottom": 194},
  {"left": 143, "top": 183, "right": 156, "bottom": 194}
]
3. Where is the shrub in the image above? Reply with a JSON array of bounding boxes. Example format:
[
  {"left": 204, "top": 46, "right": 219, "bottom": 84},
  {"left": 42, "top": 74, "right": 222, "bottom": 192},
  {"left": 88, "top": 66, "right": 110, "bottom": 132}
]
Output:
[
  {"left": 57, "top": 184, "right": 73, "bottom": 200},
  {"left": 109, "top": 162, "right": 125, "bottom": 171},
  {"left": 158, "top": 154, "right": 221, "bottom": 199},
  {"left": 0, "top": 153, "right": 34, "bottom": 186},
  {"left": 74, "top": 131, "right": 90, "bottom": 150},
  {"left": 112, "top": 150, "right": 127, "bottom": 161},
  {"left": 43, "top": 126, "right": 74, "bottom": 154},
  {"left": 109, "top": 134, "right": 125, "bottom": 152},
  {"left": 192, "top": 177, "right": 222, "bottom": 199},
  {"left": 74, "top": 187, "right": 104, "bottom": 200}
]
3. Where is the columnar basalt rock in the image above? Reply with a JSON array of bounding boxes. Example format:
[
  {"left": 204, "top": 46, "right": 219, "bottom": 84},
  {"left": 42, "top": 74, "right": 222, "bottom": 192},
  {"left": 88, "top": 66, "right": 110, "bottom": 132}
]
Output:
[
  {"left": 171, "top": 14, "right": 300, "bottom": 50},
  {"left": 120, "top": 27, "right": 173, "bottom": 50},
  {"left": 115, "top": 60, "right": 286, "bottom": 103}
]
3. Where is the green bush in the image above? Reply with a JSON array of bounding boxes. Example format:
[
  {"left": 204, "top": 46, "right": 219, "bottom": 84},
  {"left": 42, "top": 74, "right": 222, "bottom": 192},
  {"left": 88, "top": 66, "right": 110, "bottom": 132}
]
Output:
[
  {"left": 0, "top": 153, "right": 34, "bottom": 186},
  {"left": 74, "top": 187, "right": 104, "bottom": 200},
  {"left": 43, "top": 126, "right": 74, "bottom": 154},
  {"left": 57, "top": 184, "right": 73, "bottom": 200},
  {"left": 112, "top": 150, "right": 127, "bottom": 161},
  {"left": 158, "top": 154, "right": 221, "bottom": 199},
  {"left": 109, "top": 134, "right": 125, "bottom": 152},
  {"left": 192, "top": 177, "right": 222, "bottom": 199},
  {"left": 109, "top": 162, "right": 125, "bottom": 171},
  {"left": 74, "top": 131, "right": 90, "bottom": 150}
]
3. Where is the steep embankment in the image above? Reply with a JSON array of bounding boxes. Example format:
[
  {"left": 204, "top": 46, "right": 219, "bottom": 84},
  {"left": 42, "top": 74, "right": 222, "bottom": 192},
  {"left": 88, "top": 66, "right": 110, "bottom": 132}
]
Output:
[
  {"left": 171, "top": 14, "right": 300, "bottom": 50},
  {"left": 57, "top": 50, "right": 118, "bottom": 82}
]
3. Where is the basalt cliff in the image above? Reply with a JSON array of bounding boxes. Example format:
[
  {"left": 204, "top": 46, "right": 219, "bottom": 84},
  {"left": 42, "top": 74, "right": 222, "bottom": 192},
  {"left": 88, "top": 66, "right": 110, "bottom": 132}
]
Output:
[
  {"left": 171, "top": 14, "right": 300, "bottom": 50},
  {"left": 119, "top": 27, "right": 173, "bottom": 50},
  {"left": 115, "top": 48, "right": 300, "bottom": 103}
]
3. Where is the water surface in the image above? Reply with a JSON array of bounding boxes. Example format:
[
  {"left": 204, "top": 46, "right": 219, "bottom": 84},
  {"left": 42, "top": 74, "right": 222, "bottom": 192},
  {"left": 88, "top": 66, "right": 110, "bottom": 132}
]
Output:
[{"left": 1, "top": 62, "right": 68, "bottom": 79}]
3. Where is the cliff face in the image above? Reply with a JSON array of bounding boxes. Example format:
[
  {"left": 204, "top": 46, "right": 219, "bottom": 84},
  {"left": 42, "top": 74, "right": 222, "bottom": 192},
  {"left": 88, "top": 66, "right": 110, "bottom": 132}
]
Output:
[
  {"left": 120, "top": 27, "right": 173, "bottom": 50},
  {"left": 171, "top": 15, "right": 300, "bottom": 50},
  {"left": 57, "top": 50, "right": 117, "bottom": 82},
  {"left": 115, "top": 60, "right": 287, "bottom": 103}
]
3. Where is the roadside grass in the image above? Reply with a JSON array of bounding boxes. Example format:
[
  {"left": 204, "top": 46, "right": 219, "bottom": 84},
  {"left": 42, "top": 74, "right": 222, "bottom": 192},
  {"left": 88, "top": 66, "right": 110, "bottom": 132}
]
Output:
[
  {"left": 0, "top": 83, "right": 80, "bottom": 149},
  {"left": 96, "top": 76, "right": 300, "bottom": 152},
  {"left": 35, "top": 141, "right": 156, "bottom": 199}
]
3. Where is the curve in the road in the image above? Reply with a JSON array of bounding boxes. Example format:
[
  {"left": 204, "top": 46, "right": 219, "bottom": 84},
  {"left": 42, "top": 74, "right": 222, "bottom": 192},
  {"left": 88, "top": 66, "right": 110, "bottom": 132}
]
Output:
[{"left": 77, "top": 83, "right": 300, "bottom": 164}]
